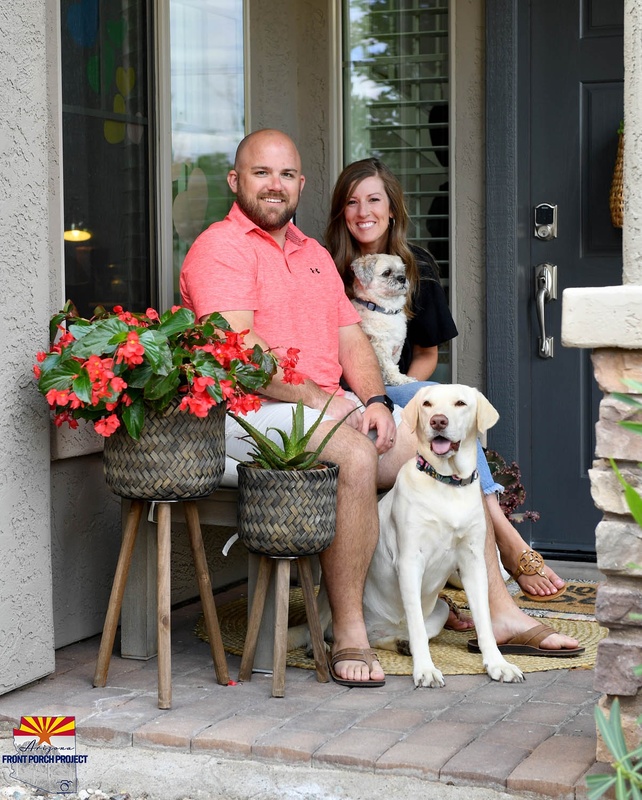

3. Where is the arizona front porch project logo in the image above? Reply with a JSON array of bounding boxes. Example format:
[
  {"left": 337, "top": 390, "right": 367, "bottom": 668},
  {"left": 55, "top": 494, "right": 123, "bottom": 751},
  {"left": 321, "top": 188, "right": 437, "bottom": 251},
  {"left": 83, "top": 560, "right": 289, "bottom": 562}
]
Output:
[{"left": 2, "top": 716, "right": 86, "bottom": 794}]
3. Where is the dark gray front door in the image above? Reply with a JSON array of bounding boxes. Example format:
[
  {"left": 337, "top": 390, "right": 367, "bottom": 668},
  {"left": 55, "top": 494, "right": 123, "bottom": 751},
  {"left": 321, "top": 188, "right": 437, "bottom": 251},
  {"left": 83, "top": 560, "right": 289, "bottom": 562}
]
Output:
[{"left": 486, "top": 0, "right": 623, "bottom": 558}]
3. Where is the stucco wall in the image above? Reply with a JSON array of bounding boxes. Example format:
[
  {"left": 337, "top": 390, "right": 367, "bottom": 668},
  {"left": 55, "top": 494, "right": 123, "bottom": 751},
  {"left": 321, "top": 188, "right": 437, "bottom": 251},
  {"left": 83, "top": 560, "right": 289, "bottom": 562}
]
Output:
[
  {"left": 247, "top": 0, "right": 333, "bottom": 240},
  {"left": 0, "top": 0, "right": 56, "bottom": 692},
  {"left": 452, "top": 0, "right": 485, "bottom": 389}
]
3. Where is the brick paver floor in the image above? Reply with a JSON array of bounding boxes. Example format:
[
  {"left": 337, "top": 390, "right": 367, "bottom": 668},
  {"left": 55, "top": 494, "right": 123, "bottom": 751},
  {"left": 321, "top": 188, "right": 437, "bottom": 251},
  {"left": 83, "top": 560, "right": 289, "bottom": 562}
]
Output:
[{"left": 0, "top": 598, "right": 613, "bottom": 799}]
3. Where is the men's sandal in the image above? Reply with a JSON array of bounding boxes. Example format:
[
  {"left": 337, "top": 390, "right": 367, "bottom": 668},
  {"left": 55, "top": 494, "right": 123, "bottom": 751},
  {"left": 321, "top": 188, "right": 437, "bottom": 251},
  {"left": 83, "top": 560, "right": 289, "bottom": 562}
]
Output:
[
  {"left": 327, "top": 648, "right": 386, "bottom": 687},
  {"left": 467, "top": 623, "right": 585, "bottom": 657},
  {"left": 511, "top": 549, "right": 567, "bottom": 602}
]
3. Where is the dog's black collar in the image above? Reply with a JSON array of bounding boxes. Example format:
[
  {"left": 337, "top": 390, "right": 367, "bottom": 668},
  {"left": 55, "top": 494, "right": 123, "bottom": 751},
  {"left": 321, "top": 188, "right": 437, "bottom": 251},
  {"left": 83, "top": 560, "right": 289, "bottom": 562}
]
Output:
[
  {"left": 416, "top": 453, "right": 479, "bottom": 487},
  {"left": 353, "top": 297, "right": 403, "bottom": 315}
]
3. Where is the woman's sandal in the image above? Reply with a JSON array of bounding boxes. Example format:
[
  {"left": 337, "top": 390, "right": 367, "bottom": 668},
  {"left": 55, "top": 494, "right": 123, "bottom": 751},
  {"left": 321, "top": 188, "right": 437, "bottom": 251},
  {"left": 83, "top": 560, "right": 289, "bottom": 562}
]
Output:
[
  {"left": 511, "top": 549, "right": 567, "bottom": 602},
  {"left": 440, "top": 593, "right": 475, "bottom": 631}
]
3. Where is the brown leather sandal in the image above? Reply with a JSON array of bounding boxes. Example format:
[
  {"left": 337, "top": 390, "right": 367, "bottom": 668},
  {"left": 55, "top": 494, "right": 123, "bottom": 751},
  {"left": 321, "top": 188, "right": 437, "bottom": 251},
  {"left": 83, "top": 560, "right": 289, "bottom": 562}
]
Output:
[
  {"left": 327, "top": 648, "right": 385, "bottom": 687},
  {"left": 511, "top": 549, "right": 566, "bottom": 602}
]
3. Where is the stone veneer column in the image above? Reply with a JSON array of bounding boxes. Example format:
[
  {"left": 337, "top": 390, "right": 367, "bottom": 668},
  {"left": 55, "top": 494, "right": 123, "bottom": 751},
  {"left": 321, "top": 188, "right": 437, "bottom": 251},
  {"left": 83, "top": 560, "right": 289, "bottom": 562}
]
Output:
[{"left": 562, "top": 0, "right": 642, "bottom": 760}]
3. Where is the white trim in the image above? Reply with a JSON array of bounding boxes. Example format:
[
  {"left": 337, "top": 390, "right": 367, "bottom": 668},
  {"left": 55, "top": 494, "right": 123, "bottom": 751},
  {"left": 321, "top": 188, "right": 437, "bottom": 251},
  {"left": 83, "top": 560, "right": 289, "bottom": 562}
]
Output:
[
  {"left": 155, "top": 0, "right": 174, "bottom": 311},
  {"left": 329, "top": 0, "right": 343, "bottom": 184},
  {"left": 243, "top": 0, "right": 251, "bottom": 134},
  {"left": 448, "top": 0, "right": 457, "bottom": 383}
]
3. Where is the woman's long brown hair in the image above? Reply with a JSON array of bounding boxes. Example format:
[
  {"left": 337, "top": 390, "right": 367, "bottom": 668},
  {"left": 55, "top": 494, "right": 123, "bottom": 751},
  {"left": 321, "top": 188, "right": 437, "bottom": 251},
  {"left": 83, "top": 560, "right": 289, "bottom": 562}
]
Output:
[{"left": 324, "top": 158, "right": 419, "bottom": 313}]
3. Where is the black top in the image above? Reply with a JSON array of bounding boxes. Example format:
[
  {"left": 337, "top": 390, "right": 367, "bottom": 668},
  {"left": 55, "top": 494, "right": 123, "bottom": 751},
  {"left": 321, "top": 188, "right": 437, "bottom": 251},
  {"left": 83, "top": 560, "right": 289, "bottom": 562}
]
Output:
[{"left": 399, "top": 245, "right": 458, "bottom": 374}]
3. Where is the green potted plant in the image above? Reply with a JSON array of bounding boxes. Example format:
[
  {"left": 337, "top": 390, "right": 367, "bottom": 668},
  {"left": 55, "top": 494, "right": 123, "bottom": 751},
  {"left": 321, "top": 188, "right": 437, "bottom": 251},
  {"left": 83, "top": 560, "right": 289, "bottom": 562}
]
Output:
[
  {"left": 34, "top": 301, "right": 283, "bottom": 500},
  {"left": 230, "top": 396, "right": 353, "bottom": 557}
]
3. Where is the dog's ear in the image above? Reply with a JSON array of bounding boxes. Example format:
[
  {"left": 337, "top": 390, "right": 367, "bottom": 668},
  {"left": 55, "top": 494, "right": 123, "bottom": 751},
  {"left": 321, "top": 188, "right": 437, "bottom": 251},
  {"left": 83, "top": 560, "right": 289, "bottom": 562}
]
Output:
[
  {"left": 475, "top": 391, "right": 500, "bottom": 434},
  {"left": 351, "top": 254, "right": 377, "bottom": 287},
  {"left": 401, "top": 391, "right": 423, "bottom": 434}
]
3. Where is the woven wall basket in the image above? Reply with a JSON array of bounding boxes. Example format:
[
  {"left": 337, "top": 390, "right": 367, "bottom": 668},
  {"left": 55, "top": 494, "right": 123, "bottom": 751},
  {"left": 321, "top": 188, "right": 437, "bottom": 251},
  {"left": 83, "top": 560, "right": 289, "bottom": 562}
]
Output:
[
  {"left": 103, "top": 401, "right": 226, "bottom": 501},
  {"left": 610, "top": 131, "right": 624, "bottom": 228},
  {"left": 236, "top": 461, "right": 339, "bottom": 557}
]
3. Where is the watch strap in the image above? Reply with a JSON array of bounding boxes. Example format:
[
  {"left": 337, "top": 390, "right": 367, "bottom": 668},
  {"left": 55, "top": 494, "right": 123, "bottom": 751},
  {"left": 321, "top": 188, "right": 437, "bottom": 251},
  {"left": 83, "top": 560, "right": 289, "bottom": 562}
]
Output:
[{"left": 365, "top": 394, "right": 394, "bottom": 413}]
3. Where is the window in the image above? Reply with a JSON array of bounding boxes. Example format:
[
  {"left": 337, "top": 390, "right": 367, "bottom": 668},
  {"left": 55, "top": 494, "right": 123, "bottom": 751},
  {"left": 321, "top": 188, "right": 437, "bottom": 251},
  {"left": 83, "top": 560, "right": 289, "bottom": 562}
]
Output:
[
  {"left": 61, "top": 0, "right": 154, "bottom": 317},
  {"left": 169, "top": 0, "right": 245, "bottom": 304},
  {"left": 343, "top": 0, "right": 451, "bottom": 375},
  {"left": 60, "top": 0, "right": 245, "bottom": 315}
]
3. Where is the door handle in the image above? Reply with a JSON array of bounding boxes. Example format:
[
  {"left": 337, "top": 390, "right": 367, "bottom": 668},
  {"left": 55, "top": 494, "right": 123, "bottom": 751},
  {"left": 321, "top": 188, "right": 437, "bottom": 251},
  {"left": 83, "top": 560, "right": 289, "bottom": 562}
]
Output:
[{"left": 534, "top": 263, "right": 557, "bottom": 359}]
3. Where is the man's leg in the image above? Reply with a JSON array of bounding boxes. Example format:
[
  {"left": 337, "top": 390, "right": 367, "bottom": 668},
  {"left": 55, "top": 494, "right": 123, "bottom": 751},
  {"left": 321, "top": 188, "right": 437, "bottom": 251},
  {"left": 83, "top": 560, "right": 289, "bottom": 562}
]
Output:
[{"left": 309, "top": 421, "right": 385, "bottom": 682}]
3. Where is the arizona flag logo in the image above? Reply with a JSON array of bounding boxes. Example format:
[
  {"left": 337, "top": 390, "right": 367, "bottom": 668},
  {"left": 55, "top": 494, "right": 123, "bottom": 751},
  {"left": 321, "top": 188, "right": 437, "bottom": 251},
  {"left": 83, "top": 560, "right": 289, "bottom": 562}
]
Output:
[{"left": 13, "top": 717, "right": 76, "bottom": 752}]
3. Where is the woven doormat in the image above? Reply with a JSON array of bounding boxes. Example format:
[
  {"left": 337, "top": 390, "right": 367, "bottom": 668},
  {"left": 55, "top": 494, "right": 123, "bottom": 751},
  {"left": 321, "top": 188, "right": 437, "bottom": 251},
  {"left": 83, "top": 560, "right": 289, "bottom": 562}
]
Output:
[{"left": 196, "top": 582, "right": 606, "bottom": 676}]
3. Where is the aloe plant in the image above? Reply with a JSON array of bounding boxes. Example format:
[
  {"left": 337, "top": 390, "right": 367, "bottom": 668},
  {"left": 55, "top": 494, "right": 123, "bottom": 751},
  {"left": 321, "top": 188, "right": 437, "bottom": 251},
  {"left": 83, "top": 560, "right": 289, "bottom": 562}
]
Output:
[{"left": 229, "top": 394, "right": 355, "bottom": 470}]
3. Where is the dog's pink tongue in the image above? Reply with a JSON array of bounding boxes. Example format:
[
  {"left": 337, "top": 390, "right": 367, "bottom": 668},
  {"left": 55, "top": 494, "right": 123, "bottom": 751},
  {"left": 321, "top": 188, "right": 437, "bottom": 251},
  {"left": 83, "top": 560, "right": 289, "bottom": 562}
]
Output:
[{"left": 431, "top": 436, "right": 452, "bottom": 455}]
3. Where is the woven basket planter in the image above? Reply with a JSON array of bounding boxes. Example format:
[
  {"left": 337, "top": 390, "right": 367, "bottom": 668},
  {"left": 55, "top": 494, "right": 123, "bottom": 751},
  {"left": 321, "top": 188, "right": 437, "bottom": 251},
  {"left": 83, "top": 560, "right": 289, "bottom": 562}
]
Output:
[
  {"left": 103, "top": 401, "right": 226, "bottom": 501},
  {"left": 236, "top": 461, "right": 339, "bottom": 557},
  {"left": 610, "top": 131, "right": 624, "bottom": 228}
]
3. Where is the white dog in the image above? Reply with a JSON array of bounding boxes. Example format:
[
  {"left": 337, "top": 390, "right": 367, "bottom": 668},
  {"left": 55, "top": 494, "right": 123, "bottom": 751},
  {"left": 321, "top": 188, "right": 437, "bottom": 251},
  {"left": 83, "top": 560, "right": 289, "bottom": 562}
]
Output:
[
  {"left": 350, "top": 254, "right": 416, "bottom": 386},
  {"left": 363, "top": 384, "right": 524, "bottom": 688}
]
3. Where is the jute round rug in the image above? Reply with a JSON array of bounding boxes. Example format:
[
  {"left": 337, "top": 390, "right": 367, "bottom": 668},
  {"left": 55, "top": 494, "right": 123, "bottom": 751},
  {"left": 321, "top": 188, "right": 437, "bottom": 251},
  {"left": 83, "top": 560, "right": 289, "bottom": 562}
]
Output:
[{"left": 196, "top": 582, "right": 606, "bottom": 676}]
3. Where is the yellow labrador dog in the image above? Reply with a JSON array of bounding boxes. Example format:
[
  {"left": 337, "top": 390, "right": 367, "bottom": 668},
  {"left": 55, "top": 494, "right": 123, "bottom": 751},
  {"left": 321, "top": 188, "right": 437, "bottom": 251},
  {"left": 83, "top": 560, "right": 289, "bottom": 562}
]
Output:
[{"left": 363, "top": 384, "right": 525, "bottom": 688}]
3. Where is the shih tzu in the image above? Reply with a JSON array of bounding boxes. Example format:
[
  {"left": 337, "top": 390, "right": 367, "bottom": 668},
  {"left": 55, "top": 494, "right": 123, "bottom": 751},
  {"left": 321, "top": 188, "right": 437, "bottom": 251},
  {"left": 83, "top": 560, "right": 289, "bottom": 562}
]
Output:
[{"left": 350, "top": 253, "right": 416, "bottom": 386}]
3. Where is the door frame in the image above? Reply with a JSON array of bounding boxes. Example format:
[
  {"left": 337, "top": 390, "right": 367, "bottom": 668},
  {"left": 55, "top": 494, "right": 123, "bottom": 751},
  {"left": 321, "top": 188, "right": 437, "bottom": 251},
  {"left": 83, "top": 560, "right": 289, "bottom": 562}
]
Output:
[{"left": 486, "top": 0, "right": 523, "bottom": 466}]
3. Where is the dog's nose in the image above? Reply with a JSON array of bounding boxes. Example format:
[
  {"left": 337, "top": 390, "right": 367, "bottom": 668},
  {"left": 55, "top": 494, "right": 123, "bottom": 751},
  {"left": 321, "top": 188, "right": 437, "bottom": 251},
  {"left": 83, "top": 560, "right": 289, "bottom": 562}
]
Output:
[
  {"left": 430, "top": 414, "right": 448, "bottom": 431},
  {"left": 396, "top": 275, "right": 407, "bottom": 285}
]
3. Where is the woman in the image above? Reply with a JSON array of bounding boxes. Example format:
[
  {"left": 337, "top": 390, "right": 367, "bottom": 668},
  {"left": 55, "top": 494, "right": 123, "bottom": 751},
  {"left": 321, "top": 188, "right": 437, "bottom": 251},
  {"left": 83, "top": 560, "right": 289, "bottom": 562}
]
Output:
[{"left": 325, "top": 157, "right": 566, "bottom": 603}]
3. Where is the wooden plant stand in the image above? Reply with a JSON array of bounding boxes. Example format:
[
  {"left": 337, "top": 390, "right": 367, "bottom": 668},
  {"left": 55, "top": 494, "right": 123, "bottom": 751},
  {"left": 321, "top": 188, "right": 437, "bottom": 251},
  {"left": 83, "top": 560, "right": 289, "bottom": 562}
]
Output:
[
  {"left": 93, "top": 499, "right": 229, "bottom": 709},
  {"left": 238, "top": 554, "right": 329, "bottom": 697}
]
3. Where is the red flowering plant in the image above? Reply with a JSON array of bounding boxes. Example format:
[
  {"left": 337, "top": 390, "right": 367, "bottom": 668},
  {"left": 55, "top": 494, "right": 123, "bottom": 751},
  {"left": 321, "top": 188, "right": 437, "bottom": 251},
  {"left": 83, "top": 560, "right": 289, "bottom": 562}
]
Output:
[{"left": 35, "top": 301, "right": 301, "bottom": 440}]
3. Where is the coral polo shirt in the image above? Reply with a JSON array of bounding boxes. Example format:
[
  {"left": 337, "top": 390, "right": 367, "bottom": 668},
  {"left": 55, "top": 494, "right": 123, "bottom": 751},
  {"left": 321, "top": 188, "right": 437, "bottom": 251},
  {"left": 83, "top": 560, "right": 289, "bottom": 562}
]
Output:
[{"left": 180, "top": 202, "right": 360, "bottom": 394}]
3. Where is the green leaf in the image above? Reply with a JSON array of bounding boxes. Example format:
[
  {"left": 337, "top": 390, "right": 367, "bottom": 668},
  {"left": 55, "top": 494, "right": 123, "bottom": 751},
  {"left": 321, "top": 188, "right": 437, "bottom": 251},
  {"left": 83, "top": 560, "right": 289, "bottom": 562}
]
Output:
[
  {"left": 69, "top": 317, "right": 128, "bottom": 358},
  {"left": 38, "top": 360, "right": 82, "bottom": 393},
  {"left": 586, "top": 773, "right": 617, "bottom": 800},
  {"left": 143, "top": 369, "right": 180, "bottom": 401},
  {"left": 138, "top": 330, "right": 173, "bottom": 374},
  {"left": 125, "top": 362, "right": 154, "bottom": 388},
  {"left": 610, "top": 459, "right": 642, "bottom": 527},
  {"left": 157, "top": 307, "right": 195, "bottom": 337},
  {"left": 71, "top": 368, "right": 92, "bottom": 404},
  {"left": 201, "top": 311, "right": 232, "bottom": 332},
  {"left": 122, "top": 396, "right": 145, "bottom": 440},
  {"left": 620, "top": 421, "right": 642, "bottom": 436}
]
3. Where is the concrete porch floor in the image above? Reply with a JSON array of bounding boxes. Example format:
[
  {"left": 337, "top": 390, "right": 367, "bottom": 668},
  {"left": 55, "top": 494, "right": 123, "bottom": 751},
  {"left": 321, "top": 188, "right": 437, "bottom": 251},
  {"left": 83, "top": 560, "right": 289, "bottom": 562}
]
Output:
[{"left": 0, "top": 562, "right": 613, "bottom": 800}]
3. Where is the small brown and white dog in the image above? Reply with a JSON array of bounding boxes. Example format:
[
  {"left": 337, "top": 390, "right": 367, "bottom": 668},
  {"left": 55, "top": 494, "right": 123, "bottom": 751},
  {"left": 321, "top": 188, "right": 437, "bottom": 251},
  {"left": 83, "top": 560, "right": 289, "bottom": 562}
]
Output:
[
  {"left": 350, "top": 254, "right": 416, "bottom": 386},
  {"left": 363, "top": 384, "right": 524, "bottom": 687}
]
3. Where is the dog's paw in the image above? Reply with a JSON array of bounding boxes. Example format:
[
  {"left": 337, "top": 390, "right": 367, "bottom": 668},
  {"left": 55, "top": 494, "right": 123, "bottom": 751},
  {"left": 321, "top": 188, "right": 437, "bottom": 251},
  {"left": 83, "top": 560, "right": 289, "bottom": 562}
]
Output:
[
  {"left": 413, "top": 664, "right": 445, "bottom": 688},
  {"left": 395, "top": 639, "right": 411, "bottom": 657},
  {"left": 486, "top": 659, "right": 525, "bottom": 683},
  {"left": 384, "top": 372, "right": 417, "bottom": 386}
]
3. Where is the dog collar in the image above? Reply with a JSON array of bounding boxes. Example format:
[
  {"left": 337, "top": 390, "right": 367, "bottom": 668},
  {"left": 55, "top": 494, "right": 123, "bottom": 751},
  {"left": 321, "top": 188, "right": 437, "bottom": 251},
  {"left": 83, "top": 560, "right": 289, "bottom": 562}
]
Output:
[
  {"left": 353, "top": 297, "right": 403, "bottom": 315},
  {"left": 415, "top": 453, "right": 479, "bottom": 487}
]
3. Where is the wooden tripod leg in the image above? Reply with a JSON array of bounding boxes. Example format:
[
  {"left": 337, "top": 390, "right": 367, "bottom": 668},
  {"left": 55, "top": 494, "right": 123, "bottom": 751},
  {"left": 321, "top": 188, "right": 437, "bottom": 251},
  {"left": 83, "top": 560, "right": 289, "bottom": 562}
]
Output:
[
  {"left": 238, "top": 556, "right": 273, "bottom": 682},
  {"left": 183, "top": 501, "right": 229, "bottom": 685},
  {"left": 297, "top": 558, "right": 329, "bottom": 683},
  {"left": 93, "top": 500, "right": 145, "bottom": 688},
  {"left": 272, "top": 559, "right": 291, "bottom": 698},
  {"left": 156, "top": 502, "right": 172, "bottom": 709}
]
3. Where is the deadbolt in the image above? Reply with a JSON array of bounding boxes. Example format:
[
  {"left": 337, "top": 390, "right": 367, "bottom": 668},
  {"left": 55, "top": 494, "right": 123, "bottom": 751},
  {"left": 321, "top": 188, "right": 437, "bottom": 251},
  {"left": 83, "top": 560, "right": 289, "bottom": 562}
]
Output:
[{"left": 534, "top": 203, "right": 558, "bottom": 240}]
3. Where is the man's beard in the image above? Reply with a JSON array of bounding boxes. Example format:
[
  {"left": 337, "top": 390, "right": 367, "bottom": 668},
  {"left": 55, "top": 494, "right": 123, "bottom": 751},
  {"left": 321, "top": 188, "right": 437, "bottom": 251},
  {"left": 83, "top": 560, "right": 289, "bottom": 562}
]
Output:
[{"left": 235, "top": 186, "right": 298, "bottom": 232}]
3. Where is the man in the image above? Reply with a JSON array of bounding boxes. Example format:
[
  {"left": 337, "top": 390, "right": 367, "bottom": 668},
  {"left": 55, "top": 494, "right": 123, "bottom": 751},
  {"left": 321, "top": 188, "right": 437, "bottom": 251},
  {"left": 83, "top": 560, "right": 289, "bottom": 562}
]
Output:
[{"left": 181, "top": 129, "right": 580, "bottom": 685}]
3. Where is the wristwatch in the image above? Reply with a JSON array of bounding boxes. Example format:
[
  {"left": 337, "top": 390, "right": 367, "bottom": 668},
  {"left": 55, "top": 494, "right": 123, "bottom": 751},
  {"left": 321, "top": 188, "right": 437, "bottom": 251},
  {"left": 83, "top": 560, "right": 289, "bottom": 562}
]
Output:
[{"left": 365, "top": 394, "right": 395, "bottom": 414}]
